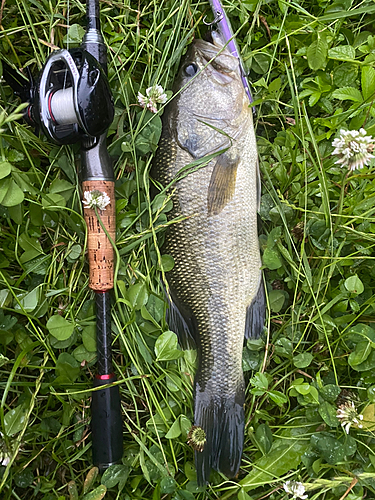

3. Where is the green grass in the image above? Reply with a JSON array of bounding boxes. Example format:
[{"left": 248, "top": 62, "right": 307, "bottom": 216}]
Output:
[{"left": 2, "top": 0, "right": 375, "bottom": 499}]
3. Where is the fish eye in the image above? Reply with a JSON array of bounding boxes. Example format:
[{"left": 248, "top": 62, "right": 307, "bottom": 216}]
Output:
[{"left": 183, "top": 63, "right": 198, "bottom": 77}]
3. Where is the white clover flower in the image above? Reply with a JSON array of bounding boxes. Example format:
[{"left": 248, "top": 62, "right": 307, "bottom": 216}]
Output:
[
  {"left": 146, "top": 84, "right": 167, "bottom": 103},
  {"left": 137, "top": 84, "right": 167, "bottom": 114},
  {"left": 137, "top": 92, "right": 148, "bottom": 108},
  {"left": 82, "top": 190, "right": 111, "bottom": 211},
  {"left": 1, "top": 454, "right": 10, "bottom": 466},
  {"left": 332, "top": 128, "right": 375, "bottom": 171},
  {"left": 283, "top": 481, "right": 308, "bottom": 499},
  {"left": 337, "top": 401, "right": 363, "bottom": 434},
  {"left": 0, "top": 432, "right": 11, "bottom": 466}
]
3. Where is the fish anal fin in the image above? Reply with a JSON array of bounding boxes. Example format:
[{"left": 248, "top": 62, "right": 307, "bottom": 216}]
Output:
[
  {"left": 245, "top": 274, "right": 266, "bottom": 340},
  {"left": 256, "top": 157, "right": 261, "bottom": 211},
  {"left": 165, "top": 286, "right": 197, "bottom": 350},
  {"left": 207, "top": 154, "right": 238, "bottom": 216}
]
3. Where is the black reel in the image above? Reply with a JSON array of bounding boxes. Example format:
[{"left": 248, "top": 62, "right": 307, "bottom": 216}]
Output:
[{"left": 3, "top": 48, "right": 114, "bottom": 145}]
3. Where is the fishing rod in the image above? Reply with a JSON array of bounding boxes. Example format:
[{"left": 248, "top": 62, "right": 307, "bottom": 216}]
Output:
[
  {"left": 3, "top": 0, "right": 122, "bottom": 470},
  {"left": 80, "top": 0, "right": 123, "bottom": 470}
]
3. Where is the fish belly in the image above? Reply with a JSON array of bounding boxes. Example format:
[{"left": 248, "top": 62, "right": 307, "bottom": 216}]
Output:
[{"left": 166, "top": 124, "right": 260, "bottom": 383}]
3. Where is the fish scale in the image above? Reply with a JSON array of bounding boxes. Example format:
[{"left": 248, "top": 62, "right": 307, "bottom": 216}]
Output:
[{"left": 153, "top": 35, "right": 265, "bottom": 485}]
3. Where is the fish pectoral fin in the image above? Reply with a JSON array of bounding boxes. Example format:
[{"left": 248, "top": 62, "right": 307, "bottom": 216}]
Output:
[
  {"left": 165, "top": 285, "right": 197, "bottom": 350},
  {"left": 245, "top": 274, "right": 266, "bottom": 340},
  {"left": 207, "top": 153, "right": 238, "bottom": 216}
]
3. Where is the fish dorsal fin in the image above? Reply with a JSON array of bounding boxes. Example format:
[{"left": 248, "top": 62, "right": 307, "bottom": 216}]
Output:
[{"left": 207, "top": 153, "right": 239, "bottom": 216}]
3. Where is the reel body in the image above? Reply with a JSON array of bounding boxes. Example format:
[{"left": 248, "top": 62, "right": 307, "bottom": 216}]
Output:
[{"left": 27, "top": 48, "right": 114, "bottom": 145}]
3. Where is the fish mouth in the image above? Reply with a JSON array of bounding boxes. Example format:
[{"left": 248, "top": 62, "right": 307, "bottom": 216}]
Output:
[
  {"left": 192, "top": 31, "right": 226, "bottom": 54},
  {"left": 203, "top": 30, "right": 214, "bottom": 43},
  {"left": 191, "top": 32, "right": 238, "bottom": 73}
]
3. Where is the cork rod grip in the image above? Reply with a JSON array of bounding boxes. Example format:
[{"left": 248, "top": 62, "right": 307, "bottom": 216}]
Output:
[{"left": 82, "top": 180, "right": 116, "bottom": 291}]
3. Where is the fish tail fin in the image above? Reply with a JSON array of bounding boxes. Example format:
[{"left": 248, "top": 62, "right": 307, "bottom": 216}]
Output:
[{"left": 194, "top": 384, "right": 245, "bottom": 486}]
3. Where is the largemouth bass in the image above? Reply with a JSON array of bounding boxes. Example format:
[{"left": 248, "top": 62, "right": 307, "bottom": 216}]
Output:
[{"left": 153, "top": 32, "right": 265, "bottom": 485}]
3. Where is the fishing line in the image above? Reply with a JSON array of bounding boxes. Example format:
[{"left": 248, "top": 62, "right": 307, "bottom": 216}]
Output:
[
  {"left": 66, "top": 0, "right": 70, "bottom": 50},
  {"left": 63, "top": 0, "right": 70, "bottom": 91}
]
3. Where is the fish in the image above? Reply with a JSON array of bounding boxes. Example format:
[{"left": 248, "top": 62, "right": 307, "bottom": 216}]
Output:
[{"left": 153, "top": 31, "right": 265, "bottom": 485}]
